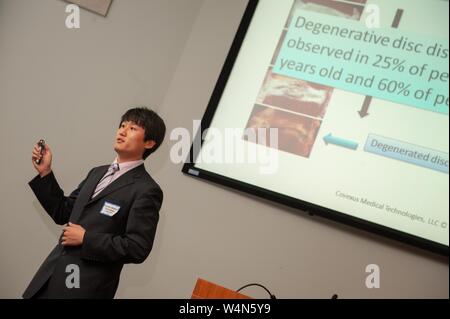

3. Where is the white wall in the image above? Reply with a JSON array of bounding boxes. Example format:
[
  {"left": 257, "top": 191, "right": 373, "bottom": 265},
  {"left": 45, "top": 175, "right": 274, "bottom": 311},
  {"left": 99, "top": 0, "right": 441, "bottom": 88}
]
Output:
[{"left": 0, "top": 0, "right": 448, "bottom": 299}]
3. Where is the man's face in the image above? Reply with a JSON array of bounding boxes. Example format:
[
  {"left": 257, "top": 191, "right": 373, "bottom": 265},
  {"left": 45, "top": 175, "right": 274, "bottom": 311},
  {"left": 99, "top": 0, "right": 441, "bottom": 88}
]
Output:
[{"left": 114, "top": 121, "right": 155, "bottom": 160}]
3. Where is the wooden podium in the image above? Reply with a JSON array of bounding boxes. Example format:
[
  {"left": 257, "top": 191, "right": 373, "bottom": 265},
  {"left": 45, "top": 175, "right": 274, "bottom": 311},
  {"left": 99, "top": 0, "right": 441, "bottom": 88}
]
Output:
[{"left": 191, "top": 278, "right": 252, "bottom": 299}]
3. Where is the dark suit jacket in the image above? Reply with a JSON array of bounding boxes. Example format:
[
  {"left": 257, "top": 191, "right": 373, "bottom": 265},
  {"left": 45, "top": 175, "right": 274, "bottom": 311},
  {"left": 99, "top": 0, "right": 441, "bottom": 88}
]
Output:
[{"left": 23, "top": 164, "right": 163, "bottom": 299}]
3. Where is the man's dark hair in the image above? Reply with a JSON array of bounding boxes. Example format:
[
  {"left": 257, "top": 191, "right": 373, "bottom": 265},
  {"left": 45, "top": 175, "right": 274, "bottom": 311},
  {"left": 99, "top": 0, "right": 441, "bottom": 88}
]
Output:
[{"left": 120, "top": 107, "right": 166, "bottom": 160}]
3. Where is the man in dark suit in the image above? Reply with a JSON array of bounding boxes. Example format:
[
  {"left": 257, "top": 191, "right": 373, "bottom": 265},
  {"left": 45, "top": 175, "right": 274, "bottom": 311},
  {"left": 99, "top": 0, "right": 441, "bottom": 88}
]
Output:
[{"left": 24, "top": 107, "right": 166, "bottom": 299}]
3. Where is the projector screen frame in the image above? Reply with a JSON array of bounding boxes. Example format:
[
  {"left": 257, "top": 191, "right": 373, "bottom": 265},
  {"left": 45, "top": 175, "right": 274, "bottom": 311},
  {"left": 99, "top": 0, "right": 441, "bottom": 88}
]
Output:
[{"left": 181, "top": 0, "right": 448, "bottom": 257}]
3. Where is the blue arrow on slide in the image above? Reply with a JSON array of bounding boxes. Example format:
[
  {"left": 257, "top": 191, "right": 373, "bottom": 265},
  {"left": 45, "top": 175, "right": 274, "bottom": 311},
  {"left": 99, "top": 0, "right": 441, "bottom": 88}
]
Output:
[{"left": 323, "top": 133, "right": 359, "bottom": 150}]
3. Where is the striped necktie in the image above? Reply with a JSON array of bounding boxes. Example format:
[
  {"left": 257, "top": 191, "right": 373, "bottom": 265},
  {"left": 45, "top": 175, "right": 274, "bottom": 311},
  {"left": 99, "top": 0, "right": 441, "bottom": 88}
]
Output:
[{"left": 92, "top": 163, "right": 120, "bottom": 198}]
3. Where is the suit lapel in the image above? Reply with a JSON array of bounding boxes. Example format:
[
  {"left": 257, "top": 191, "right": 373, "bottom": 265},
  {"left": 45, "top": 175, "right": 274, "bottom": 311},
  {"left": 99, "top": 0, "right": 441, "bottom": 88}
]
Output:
[
  {"left": 85, "top": 165, "right": 109, "bottom": 201},
  {"left": 70, "top": 165, "right": 109, "bottom": 223},
  {"left": 71, "top": 164, "right": 146, "bottom": 223},
  {"left": 85, "top": 163, "right": 145, "bottom": 206}
]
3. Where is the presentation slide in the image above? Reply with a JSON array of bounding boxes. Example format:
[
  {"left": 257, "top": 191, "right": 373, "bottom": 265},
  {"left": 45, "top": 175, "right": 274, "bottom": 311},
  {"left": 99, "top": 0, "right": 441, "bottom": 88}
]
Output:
[{"left": 192, "top": 0, "right": 449, "bottom": 248}]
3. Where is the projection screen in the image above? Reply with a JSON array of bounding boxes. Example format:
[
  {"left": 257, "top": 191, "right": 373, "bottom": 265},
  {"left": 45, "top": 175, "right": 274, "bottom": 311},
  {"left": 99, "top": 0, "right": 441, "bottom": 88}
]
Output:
[{"left": 182, "top": 0, "right": 449, "bottom": 255}]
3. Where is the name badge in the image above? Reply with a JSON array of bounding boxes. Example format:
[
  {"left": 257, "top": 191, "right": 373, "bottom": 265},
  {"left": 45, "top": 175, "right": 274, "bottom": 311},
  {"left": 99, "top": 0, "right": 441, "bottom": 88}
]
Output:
[{"left": 100, "top": 201, "right": 121, "bottom": 217}]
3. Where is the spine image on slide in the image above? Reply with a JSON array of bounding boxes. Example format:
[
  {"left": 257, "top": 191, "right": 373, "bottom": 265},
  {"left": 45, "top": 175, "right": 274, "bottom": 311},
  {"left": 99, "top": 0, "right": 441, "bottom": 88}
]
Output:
[{"left": 244, "top": 0, "right": 367, "bottom": 157}]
